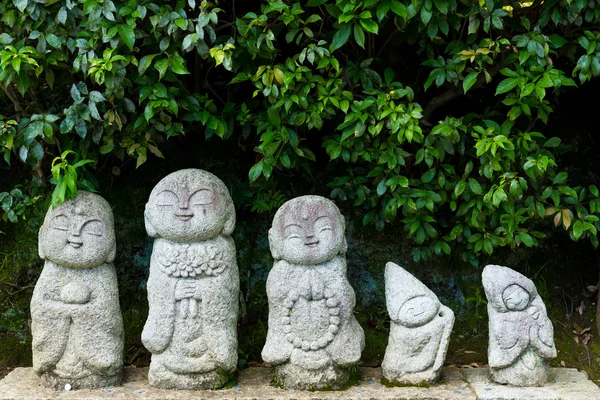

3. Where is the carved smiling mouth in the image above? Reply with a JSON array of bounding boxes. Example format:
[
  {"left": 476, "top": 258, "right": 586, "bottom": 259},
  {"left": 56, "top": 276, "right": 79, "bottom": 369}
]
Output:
[
  {"left": 68, "top": 241, "right": 83, "bottom": 249},
  {"left": 175, "top": 213, "right": 194, "bottom": 221},
  {"left": 304, "top": 240, "right": 320, "bottom": 248}
]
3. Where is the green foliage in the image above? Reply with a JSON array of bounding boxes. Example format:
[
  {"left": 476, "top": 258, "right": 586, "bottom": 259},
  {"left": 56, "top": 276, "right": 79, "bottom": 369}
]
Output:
[{"left": 1, "top": 0, "right": 600, "bottom": 264}]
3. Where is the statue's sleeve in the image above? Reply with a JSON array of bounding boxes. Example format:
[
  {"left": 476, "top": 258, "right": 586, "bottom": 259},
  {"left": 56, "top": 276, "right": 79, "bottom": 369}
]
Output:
[
  {"left": 327, "top": 258, "right": 364, "bottom": 366},
  {"left": 487, "top": 305, "right": 528, "bottom": 368},
  {"left": 203, "top": 238, "right": 239, "bottom": 372},
  {"left": 142, "top": 251, "right": 176, "bottom": 354},
  {"left": 261, "top": 261, "right": 294, "bottom": 365},
  {"left": 76, "top": 264, "right": 124, "bottom": 375},
  {"left": 431, "top": 304, "right": 455, "bottom": 371},
  {"left": 528, "top": 298, "right": 557, "bottom": 359},
  {"left": 30, "top": 263, "right": 70, "bottom": 373}
]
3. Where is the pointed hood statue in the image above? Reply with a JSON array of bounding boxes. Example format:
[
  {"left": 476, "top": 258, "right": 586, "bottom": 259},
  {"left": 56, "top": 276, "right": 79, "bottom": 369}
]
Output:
[{"left": 382, "top": 262, "right": 454, "bottom": 385}]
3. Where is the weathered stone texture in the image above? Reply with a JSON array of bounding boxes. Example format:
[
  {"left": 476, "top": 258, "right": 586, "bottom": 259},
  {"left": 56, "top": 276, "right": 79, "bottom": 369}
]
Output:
[
  {"left": 142, "top": 169, "right": 239, "bottom": 389},
  {"left": 482, "top": 264, "right": 557, "bottom": 386},
  {"left": 262, "top": 195, "right": 365, "bottom": 389},
  {"left": 32, "top": 191, "right": 124, "bottom": 389},
  {"left": 382, "top": 262, "right": 454, "bottom": 385}
]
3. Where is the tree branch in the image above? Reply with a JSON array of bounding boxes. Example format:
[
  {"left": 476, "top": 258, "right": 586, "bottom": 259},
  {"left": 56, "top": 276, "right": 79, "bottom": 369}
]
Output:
[{"left": 422, "top": 64, "right": 500, "bottom": 121}]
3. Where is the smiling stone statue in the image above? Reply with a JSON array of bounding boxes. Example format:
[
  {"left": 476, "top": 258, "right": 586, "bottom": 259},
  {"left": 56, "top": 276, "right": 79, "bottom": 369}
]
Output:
[
  {"left": 262, "top": 195, "right": 364, "bottom": 390},
  {"left": 31, "top": 191, "right": 124, "bottom": 389},
  {"left": 382, "top": 262, "right": 454, "bottom": 385},
  {"left": 142, "top": 169, "right": 239, "bottom": 389},
  {"left": 483, "top": 264, "right": 556, "bottom": 386}
]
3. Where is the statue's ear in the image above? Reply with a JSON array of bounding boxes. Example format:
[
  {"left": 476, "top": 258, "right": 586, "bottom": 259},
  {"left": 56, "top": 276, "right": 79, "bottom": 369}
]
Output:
[
  {"left": 268, "top": 228, "right": 281, "bottom": 260},
  {"left": 38, "top": 225, "right": 46, "bottom": 259},
  {"left": 144, "top": 207, "right": 158, "bottom": 237},
  {"left": 340, "top": 236, "right": 348, "bottom": 254},
  {"left": 221, "top": 205, "right": 236, "bottom": 236},
  {"left": 106, "top": 242, "right": 117, "bottom": 263}
]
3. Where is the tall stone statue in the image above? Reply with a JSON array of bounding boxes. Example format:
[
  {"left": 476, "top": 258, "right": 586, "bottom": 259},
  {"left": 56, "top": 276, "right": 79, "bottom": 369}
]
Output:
[
  {"left": 382, "top": 262, "right": 454, "bottom": 385},
  {"left": 262, "top": 195, "right": 364, "bottom": 390},
  {"left": 482, "top": 264, "right": 557, "bottom": 386},
  {"left": 31, "top": 191, "right": 124, "bottom": 389},
  {"left": 142, "top": 169, "right": 239, "bottom": 389}
]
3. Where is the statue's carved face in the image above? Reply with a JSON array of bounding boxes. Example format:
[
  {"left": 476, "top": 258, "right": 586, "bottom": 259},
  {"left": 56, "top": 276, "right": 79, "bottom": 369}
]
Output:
[
  {"left": 39, "top": 192, "right": 115, "bottom": 269},
  {"left": 272, "top": 197, "right": 345, "bottom": 265},
  {"left": 502, "top": 284, "right": 530, "bottom": 311},
  {"left": 396, "top": 295, "right": 439, "bottom": 327},
  {"left": 145, "top": 170, "right": 234, "bottom": 242}
]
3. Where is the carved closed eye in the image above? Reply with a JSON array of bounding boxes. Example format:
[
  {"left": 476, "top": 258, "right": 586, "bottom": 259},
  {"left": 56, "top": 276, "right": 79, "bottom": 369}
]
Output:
[
  {"left": 50, "top": 215, "right": 69, "bottom": 231},
  {"left": 156, "top": 190, "right": 178, "bottom": 207},
  {"left": 284, "top": 224, "right": 302, "bottom": 239},
  {"left": 189, "top": 189, "right": 213, "bottom": 206},
  {"left": 81, "top": 220, "right": 104, "bottom": 237}
]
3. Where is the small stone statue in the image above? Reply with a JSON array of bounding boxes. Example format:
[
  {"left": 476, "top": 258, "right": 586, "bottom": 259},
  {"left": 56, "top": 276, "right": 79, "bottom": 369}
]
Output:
[
  {"left": 142, "top": 169, "right": 239, "bottom": 389},
  {"left": 262, "top": 195, "right": 364, "bottom": 389},
  {"left": 382, "top": 262, "right": 454, "bottom": 385},
  {"left": 482, "top": 264, "right": 557, "bottom": 386},
  {"left": 31, "top": 191, "right": 124, "bottom": 389}
]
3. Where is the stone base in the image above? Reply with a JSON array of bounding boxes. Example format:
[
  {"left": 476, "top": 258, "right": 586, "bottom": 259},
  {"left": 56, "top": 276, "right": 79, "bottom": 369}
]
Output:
[
  {"left": 462, "top": 367, "right": 600, "bottom": 399},
  {"left": 273, "top": 363, "right": 350, "bottom": 390},
  {"left": 147, "top": 362, "right": 230, "bottom": 389},
  {"left": 0, "top": 366, "right": 598, "bottom": 399},
  {"left": 38, "top": 370, "right": 121, "bottom": 390}
]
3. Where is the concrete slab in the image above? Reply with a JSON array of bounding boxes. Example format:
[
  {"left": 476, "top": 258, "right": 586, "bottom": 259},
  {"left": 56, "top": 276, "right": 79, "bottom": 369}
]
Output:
[
  {"left": 461, "top": 367, "right": 600, "bottom": 400},
  {"left": 0, "top": 366, "right": 474, "bottom": 400}
]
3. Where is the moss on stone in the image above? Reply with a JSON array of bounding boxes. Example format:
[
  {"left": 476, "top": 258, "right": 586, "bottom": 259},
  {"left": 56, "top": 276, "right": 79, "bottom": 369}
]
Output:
[{"left": 380, "top": 376, "right": 432, "bottom": 388}]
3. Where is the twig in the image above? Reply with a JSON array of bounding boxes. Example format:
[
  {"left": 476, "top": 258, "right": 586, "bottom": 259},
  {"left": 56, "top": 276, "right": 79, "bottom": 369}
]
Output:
[{"left": 205, "top": 64, "right": 225, "bottom": 105}]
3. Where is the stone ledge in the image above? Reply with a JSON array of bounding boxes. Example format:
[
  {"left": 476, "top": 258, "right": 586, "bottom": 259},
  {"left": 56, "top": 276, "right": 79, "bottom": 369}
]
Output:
[
  {"left": 461, "top": 368, "right": 600, "bottom": 400},
  {"left": 0, "top": 366, "right": 598, "bottom": 400},
  {"left": 0, "top": 366, "right": 472, "bottom": 400}
]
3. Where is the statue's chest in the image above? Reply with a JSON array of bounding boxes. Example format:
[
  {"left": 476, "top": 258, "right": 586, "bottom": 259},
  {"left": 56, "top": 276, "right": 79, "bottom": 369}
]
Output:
[
  {"left": 281, "top": 268, "right": 342, "bottom": 351},
  {"left": 154, "top": 240, "right": 229, "bottom": 278}
]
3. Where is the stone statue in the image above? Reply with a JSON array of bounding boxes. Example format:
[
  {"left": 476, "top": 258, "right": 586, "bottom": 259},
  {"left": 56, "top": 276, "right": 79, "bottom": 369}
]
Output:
[
  {"left": 31, "top": 191, "right": 124, "bottom": 389},
  {"left": 482, "top": 264, "right": 557, "bottom": 386},
  {"left": 382, "top": 262, "right": 454, "bottom": 385},
  {"left": 142, "top": 169, "right": 239, "bottom": 389},
  {"left": 262, "top": 195, "right": 365, "bottom": 389}
]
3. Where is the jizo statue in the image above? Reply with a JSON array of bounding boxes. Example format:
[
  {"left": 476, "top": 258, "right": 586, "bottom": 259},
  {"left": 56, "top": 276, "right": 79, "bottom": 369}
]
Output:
[{"left": 142, "top": 169, "right": 239, "bottom": 389}]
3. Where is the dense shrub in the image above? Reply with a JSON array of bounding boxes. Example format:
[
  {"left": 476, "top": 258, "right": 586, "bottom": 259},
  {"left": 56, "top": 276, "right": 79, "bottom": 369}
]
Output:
[{"left": 1, "top": 0, "right": 600, "bottom": 265}]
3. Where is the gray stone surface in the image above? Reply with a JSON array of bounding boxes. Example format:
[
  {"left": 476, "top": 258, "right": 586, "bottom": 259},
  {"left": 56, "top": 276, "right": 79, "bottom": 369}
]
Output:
[
  {"left": 142, "top": 169, "right": 239, "bottom": 389},
  {"left": 482, "top": 265, "right": 557, "bottom": 387},
  {"left": 0, "top": 366, "right": 476, "bottom": 399},
  {"left": 32, "top": 191, "right": 124, "bottom": 389},
  {"left": 262, "top": 196, "right": 365, "bottom": 390},
  {"left": 463, "top": 367, "right": 600, "bottom": 400},
  {"left": 382, "top": 262, "right": 454, "bottom": 385}
]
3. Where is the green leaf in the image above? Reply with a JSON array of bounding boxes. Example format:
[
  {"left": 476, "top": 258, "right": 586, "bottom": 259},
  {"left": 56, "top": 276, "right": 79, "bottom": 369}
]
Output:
[
  {"left": 117, "top": 24, "right": 136, "bottom": 51},
  {"left": 359, "top": 19, "right": 379, "bottom": 34},
  {"left": 249, "top": 162, "right": 263, "bottom": 182},
  {"left": 170, "top": 54, "right": 190, "bottom": 75},
  {"left": 544, "top": 137, "right": 561, "bottom": 147},
  {"left": 390, "top": 0, "right": 407, "bottom": 18},
  {"left": 138, "top": 54, "right": 157, "bottom": 75},
  {"left": 553, "top": 172, "right": 568, "bottom": 184},
  {"left": 495, "top": 78, "right": 519, "bottom": 95},
  {"left": 353, "top": 24, "right": 365, "bottom": 48},
  {"left": 0, "top": 33, "right": 13, "bottom": 45},
  {"left": 433, "top": 0, "right": 448, "bottom": 14},
  {"left": 463, "top": 71, "right": 479, "bottom": 93},
  {"left": 572, "top": 220, "right": 584, "bottom": 239},
  {"left": 14, "top": 0, "right": 27, "bottom": 13},
  {"left": 331, "top": 24, "right": 352, "bottom": 52},
  {"left": 469, "top": 178, "right": 482, "bottom": 194},
  {"left": 267, "top": 108, "right": 280, "bottom": 126}
]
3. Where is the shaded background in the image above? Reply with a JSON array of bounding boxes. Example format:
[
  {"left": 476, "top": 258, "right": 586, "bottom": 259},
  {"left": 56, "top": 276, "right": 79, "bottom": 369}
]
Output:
[{"left": 1, "top": 78, "right": 599, "bottom": 382}]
